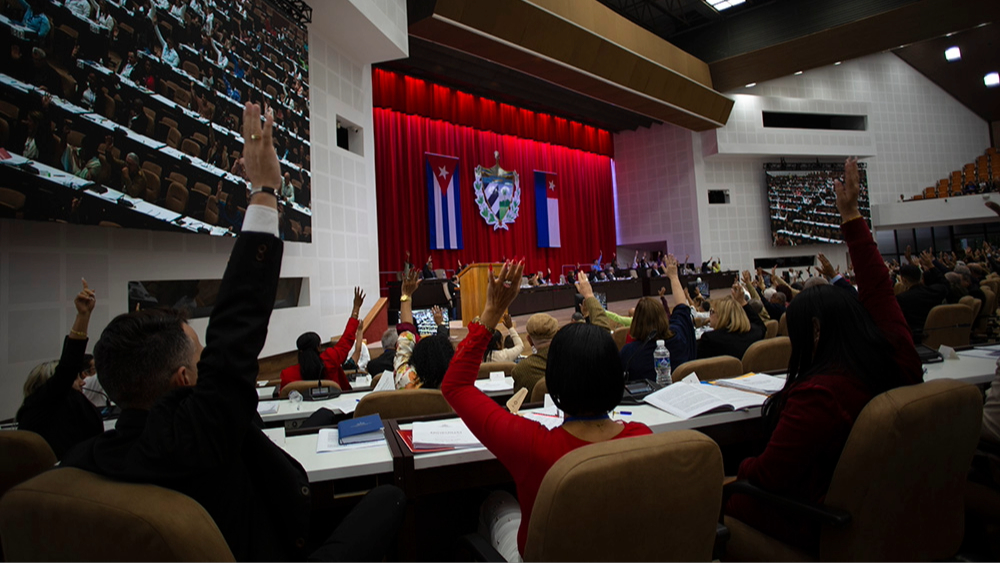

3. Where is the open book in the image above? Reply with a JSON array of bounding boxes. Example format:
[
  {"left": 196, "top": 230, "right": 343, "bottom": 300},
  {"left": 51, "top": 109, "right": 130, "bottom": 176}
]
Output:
[{"left": 643, "top": 380, "right": 766, "bottom": 419}]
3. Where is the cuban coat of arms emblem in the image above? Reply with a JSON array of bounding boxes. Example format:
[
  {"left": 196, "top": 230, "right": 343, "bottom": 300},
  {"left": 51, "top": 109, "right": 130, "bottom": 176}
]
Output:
[{"left": 473, "top": 151, "right": 521, "bottom": 230}]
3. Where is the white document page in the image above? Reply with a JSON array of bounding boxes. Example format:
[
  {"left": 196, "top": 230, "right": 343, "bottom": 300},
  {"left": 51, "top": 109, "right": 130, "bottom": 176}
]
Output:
[
  {"left": 713, "top": 374, "right": 785, "bottom": 395},
  {"left": 372, "top": 371, "right": 397, "bottom": 392},
  {"left": 643, "top": 382, "right": 727, "bottom": 419},
  {"left": 411, "top": 419, "right": 481, "bottom": 449},
  {"left": 315, "top": 428, "right": 385, "bottom": 453},
  {"left": 699, "top": 383, "right": 767, "bottom": 411},
  {"left": 521, "top": 412, "right": 563, "bottom": 430},
  {"left": 475, "top": 377, "right": 514, "bottom": 392},
  {"left": 257, "top": 401, "right": 279, "bottom": 415}
]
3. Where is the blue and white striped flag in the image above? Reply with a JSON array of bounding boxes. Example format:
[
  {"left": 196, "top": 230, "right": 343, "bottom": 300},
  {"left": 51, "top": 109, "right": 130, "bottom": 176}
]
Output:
[{"left": 426, "top": 153, "right": 463, "bottom": 250}]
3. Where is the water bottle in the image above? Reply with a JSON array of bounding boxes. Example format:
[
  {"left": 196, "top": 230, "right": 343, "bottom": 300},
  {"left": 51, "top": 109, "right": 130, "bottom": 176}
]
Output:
[
  {"left": 653, "top": 340, "right": 672, "bottom": 387},
  {"left": 288, "top": 390, "right": 303, "bottom": 411}
]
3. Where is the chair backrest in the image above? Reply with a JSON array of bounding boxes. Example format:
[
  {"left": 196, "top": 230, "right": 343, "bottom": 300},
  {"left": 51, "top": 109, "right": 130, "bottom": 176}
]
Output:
[
  {"left": 975, "top": 288, "right": 997, "bottom": 333},
  {"left": 0, "top": 467, "right": 235, "bottom": 561},
  {"left": 279, "top": 379, "right": 340, "bottom": 399},
  {"left": 0, "top": 188, "right": 27, "bottom": 211},
  {"left": 612, "top": 326, "right": 628, "bottom": 350},
  {"left": 672, "top": 355, "right": 743, "bottom": 382},
  {"left": 204, "top": 195, "right": 219, "bottom": 225},
  {"left": 777, "top": 313, "right": 788, "bottom": 336},
  {"left": 820, "top": 379, "right": 983, "bottom": 561},
  {"left": 922, "top": 303, "right": 973, "bottom": 349},
  {"left": 144, "top": 171, "right": 162, "bottom": 202},
  {"left": 764, "top": 319, "right": 779, "bottom": 339},
  {"left": 141, "top": 160, "right": 162, "bottom": 178},
  {"left": 164, "top": 182, "right": 189, "bottom": 214},
  {"left": 529, "top": 378, "right": 548, "bottom": 403},
  {"left": 182, "top": 60, "right": 200, "bottom": 79},
  {"left": 0, "top": 431, "right": 55, "bottom": 500},
  {"left": 354, "top": 389, "right": 453, "bottom": 419},
  {"left": 181, "top": 138, "right": 201, "bottom": 159},
  {"left": 478, "top": 361, "right": 516, "bottom": 380},
  {"left": 168, "top": 172, "right": 188, "bottom": 187},
  {"left": 523, "top": 430, "right": 722, "bottom": 562},
  {"left": 959, "top": 296, "right": 982, "bottom": 326},
  {"left": 166, "top": 127, "right": 182, "bottom": 149},
  {"left": 741, "top": 336, "right": 791, "bottom": 374}
]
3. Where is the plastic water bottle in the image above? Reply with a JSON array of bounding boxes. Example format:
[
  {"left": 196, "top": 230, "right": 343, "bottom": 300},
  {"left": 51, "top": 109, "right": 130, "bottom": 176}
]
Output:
[
  {"left": 653, "top": 340, "right": 672, "bottom": 387},
  {"left": 289, "top": 390, "right": 303, "bottom": 411}
]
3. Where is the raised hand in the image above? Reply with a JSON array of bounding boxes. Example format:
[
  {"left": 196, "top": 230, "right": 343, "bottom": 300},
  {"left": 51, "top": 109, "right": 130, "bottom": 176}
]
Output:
[
  {"left": 658, "top": 286, "right": 667, "bottom": 297},
  {"left": 401, "top": 268, "right": 420, "bottom": 298},
  {"left": 481, "top": 261, "right": 524, "bottom": 329},
  {"left": 502, "top": 312, "right": 514, "bottom": 329},
  {"left": 742, "top": 270, "right": 752, "bottom": 285},
  {"left": 731, "top": 282, "right": 747, "bottom": 306},
  {"left": 432, "top": 305, "right": 444, "bottom": 326},
  {"left": 75, "top": 278, "right": 96, "bottom": 316},
  {"left": 663, "top": 254, "right": 679, "bottom": 279},
  {"left": 817, "top": 253, "right": 836, "bottom": 280},
  {"left": 918, "top": 250, "right": 934, "bottom": 270},
  {"left": 574, "top": 270, "right": 595, "bottom": 299},
  {"left": 834, "top": 157, "right": 862, "bottom": 222},
  {"left": 352, "top": 287, "right": 365, "bottom": 316},
  {"left": 242, "top": 103, "right": 282, "bottom": 190}
]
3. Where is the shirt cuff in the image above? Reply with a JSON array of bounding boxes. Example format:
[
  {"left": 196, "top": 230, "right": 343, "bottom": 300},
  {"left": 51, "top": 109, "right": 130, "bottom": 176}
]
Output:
[
  {"left": 242, "top": 204, "right": 279, "bottom": 237},
  {"left": 830, "top": 274, "right": 844, "bottom": 285}
]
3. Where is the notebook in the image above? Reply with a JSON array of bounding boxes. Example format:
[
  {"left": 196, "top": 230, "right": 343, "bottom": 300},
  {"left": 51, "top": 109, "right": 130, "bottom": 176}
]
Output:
[{"left": 337, "top": 413, "right": 385, "bottom": 445}]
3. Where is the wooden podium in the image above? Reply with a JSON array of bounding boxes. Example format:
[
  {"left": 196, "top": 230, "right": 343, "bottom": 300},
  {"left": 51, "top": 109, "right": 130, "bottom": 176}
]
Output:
[{"left": 456, "top": 263, "right": 503, "bottom": 326}]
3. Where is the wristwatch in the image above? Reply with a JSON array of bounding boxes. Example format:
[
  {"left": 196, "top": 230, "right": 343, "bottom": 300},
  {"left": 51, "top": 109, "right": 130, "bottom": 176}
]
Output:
[
  {"left": 251, "top": 185, "right": 278, "bottom": 197},
  {"left": 400, "top": 295, "right": 411, "bottom": 302}
]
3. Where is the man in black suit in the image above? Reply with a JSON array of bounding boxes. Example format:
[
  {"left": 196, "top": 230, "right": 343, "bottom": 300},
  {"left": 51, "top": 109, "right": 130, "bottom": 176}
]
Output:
[
  {"left": 896, "top": 261, "right": 947, "bottom": 342},
  {"left": 63, "top": 103, "right": 405, "bottom": 561}
]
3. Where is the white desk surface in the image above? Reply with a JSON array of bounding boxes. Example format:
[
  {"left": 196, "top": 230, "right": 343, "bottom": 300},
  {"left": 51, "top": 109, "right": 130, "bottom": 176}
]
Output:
[
  {"left": 260, "top": 390, "right": 373, "bottom": 423},
  {"left": 264, "top": 345, "right": 997, "bottom": 483}
]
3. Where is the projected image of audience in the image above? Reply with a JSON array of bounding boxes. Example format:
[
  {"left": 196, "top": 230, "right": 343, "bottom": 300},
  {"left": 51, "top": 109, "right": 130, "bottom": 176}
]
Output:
[
  {"left": 0, "top": 0, "right": 312, "bottom": 241},
  {"left": 766, "top": 166, "right": 872, "bottom": 246}
]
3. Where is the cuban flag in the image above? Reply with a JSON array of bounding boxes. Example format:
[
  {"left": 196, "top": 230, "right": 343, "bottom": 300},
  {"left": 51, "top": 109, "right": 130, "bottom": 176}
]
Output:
[
  {"left": 535, "top": 171, "right": 561, "bottom": 248},
  {"left": 426, "top": 153, "right": 463, "bottom": 250}
]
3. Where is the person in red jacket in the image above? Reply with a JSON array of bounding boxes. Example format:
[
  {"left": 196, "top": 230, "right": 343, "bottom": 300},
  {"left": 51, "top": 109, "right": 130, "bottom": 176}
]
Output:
[
  {"left": 280, "top": 287, "right": 365, "bottom": 392},
  {"left": 725, "top": 158, "right": 922, "bottom": 552},
  {"left": 441, "top": 262, "right": 651, "bottom": 561}
]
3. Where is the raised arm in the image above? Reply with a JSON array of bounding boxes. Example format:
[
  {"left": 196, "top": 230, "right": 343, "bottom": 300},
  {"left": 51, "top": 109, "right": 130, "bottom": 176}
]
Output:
[
  {"left": 835, "top": 157, "right": 920, "bottom": 383},
  {"left": 399, "top": 269, "right": 420, "bottom": 326},
  {"left": 663, "top": 254, "right": 687, "bottom": 310},
  {"left": 48, "top": 279, "right": 96, "bottom": 392},
  {"left": 575, "top": 272, "right": 611, "bottom": 330}
]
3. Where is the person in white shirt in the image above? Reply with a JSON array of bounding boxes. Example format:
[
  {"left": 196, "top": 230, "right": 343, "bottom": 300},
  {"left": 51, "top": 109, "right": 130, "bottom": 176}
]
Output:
[
  {"left": 483, "top": 313, "right": 524, "bottom": 363},
  {"left": 151, "top": 13, "right": 180, "bottom": 67},
  {"left": 119, "top": 51, "right": 137, "bottom": 79},
  {"left": 65, "top": 0, "right": 91, "bottom": 19}
]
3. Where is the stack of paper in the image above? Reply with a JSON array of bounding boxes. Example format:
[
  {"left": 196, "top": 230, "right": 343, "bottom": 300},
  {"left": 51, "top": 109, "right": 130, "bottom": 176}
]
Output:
[
  {"left": 411, "top": 419, "right": 481, "bottom": 449},
  {"left": 316, "top": 428, "right": 386, "bottom": 453},
  {"left": 712, "top": 374, "right": 785, "bottom": 395},
  {"left": 256, "top": 401, "right": 279, "bottom": 415},
  {"left": 475, "top": 373, "right": 513, "bottom": 392}
]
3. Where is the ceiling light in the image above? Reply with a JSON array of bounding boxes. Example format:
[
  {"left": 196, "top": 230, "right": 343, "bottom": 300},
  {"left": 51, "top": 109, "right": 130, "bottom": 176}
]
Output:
[
  {"left": 705, "top": 0, "right": 744, "bottom": 11},
  {"left": 834, "top": 61, "right": 842, "bottom": 66},
  {"left": 745, "top": 82, "right": 756, "bottom": 88},
  {"left": 794, "top": 71, "right": 803, "bottom": 75},
  {"left": 945, "top": 46, "right": 961, "bottom": 61},
  {"left": 986, "top": 72, "right": 1000, "bottom": 88}
]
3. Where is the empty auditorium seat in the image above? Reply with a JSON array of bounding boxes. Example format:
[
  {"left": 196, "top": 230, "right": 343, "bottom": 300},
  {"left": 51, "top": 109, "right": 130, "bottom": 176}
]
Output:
[
  {"left": 181, "top": 139, "right": 201, "bottom": 159},
  {"left": 164, "top": 182, "right": 189, "bottom": 214}
]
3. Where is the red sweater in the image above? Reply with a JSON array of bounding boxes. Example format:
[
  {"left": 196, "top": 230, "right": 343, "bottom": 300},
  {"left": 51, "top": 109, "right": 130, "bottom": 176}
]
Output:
[
  {"left": 727, "top": 218, "right": 922, "bottom": 550},
  {"left": 279, "top": 318, "right": 358, "bottom": 392},
  {"left": 441, "top": 323, "right": 651, "bottom": 555}
]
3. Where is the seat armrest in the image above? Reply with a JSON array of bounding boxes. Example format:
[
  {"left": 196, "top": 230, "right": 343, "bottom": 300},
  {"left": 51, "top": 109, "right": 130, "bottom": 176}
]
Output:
[
  {"left": 459, "top": 533, "right": 507, "bottom": 562},
  {"left": 713, "top": 522, "right": 730, "bottom": 561},
  {"left": 723, "top": 480, "right": 851, "bottom": 527}
]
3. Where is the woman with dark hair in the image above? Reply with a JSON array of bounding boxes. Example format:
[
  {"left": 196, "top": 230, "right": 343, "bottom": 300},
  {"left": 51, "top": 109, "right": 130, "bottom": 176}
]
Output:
[
  {"left": 725, "top": 158, "right": 922, "bottom": 551},
  {"left": 279, "top": 287, "right": 365, "bottom": 392},
  {"left": 618, "top": 257, "right": 696, "bottom": 381},
  {"left": 696, "top": 284, "right": 766, "bottom": 360},
  {"left": 392, "top": 269, "right": 455, "bottom": 389},
  {"left": 441, "top": 262, "right": 651, "bottom": 562}
]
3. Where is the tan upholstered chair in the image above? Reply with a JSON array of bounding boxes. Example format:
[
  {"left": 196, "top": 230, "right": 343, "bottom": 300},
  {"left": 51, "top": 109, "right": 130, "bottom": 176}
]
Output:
[
  {"left": 279, "top": 379, "right": 341, "bottom": 398},
  {"left": 777, "top": 313, "right": 788, "bottom": 336},
  {"left": 764, "top": 319, "right": 779, "bottom": 339},
  {"left": 0, "top": 467, "right": 234, "bottom": 561},
  {"left": 514, "top": 430, "right": 723, "bottom": 561},
  {"left": 974, "top": 288, "right": 996, "bottom": 336},
  {"left": 0, "top": 431, "right": 55, "bottom": 500},
  {"left": 612, "top": 326, "right": 629, "bottom": 350},
  {"left": 478, "top": 361, "right": 516, "bottom": 380},
  {"left": 741, "top": 337, "right": 791, "bottom": 374},
  {"left": 672, "top": 356, "right": 744, "bottom": 383},
  {"left": 354, "top": 389, "right": 454, "bottom": 419},
  {"left": 959, "top": 296, "right": 981, "bottom": 325},
  {"left": 724, "top": 379, "right": 983, "bottom": 561},
  {"left": 164, "top": 182, "right": 189, "bottom": 214},
  {"left": 923, "top": 303, "right": 973, "bottom": 349},
  {"left": 529, "top": 377, "right": 548, "bottom": 403}
]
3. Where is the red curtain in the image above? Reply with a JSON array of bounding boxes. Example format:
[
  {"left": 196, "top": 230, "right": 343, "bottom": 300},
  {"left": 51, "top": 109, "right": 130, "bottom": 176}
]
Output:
[
  {"left": 373, "top": 69, "right": 614, "bottom": 157},
  {"left": 374, "top": 108, "right": 617, "bottom": 286}
]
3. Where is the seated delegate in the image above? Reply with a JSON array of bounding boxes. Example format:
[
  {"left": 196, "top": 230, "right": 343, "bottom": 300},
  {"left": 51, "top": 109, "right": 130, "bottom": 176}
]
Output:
[
  {"left": 391, "top": 269, "right": 454, "bottom": 390},
  {"left": 280, "top": 287, "right": 365, "bottom": 392},
  {"left": 724, "top": 158, "right": 922, "bottom": 551},
  {"left": 62, "top": 103, "right": 405, "bottom": 561},
  {"left": 696, "top": 284, "right": 766, "bottom": 360},
  {"left": 17, "top": 279, "right": 103, "bottom": 459},
  {"left": 441, "top": 261, "right": 651, "bottom": 562}
]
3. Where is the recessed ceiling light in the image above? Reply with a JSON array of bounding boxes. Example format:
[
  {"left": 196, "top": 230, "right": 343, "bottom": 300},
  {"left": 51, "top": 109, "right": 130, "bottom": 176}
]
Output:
[
  {"left": 745, "top": 82, "right": 756, "bottom": 88},
  {"left": 834, "top": 61, "right": 842, "bottom": 66},
  {"left": 986, "top": 72, "right": 1000, "bottom": 88},
  {"left": 705, "top": 0, "right": 744, "bottom": 11},
  {"left": 945, "top": 46, "right": 961, "bottom": 61},
  {"left": 794, "top": 71, "right": 803, "bottom": 75}
]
